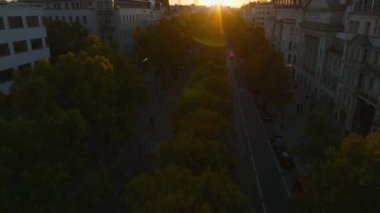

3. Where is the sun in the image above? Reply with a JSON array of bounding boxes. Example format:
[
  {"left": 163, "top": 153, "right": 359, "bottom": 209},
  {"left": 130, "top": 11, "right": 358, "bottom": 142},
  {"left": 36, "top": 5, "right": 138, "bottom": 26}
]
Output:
[{"left": 202, "top": 0, "right": 236, "bottom": 6}]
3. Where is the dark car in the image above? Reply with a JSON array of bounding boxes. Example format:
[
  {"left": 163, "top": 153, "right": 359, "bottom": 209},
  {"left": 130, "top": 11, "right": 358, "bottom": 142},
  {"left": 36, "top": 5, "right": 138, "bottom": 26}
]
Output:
[
  {"left": 260, "top": 110, "right": 272, "bottom": 121},
  {"left": 270, "top": 136, "right": 285, "bottom": 151},
  {"left": 278, "top": 151, "right": 294, "bottom": 168}
]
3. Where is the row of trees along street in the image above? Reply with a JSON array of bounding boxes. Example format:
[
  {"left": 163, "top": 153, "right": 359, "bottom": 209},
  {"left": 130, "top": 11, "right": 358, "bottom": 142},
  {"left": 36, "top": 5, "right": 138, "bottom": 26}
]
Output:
[
  {"left": 125, "top": 9, "right": 255, "bottom": 212},
  {"left": 223, "top": 10, "right": 292, "bottom": 108},
  {"left": 224, "top": 10, "right": 380, "bottom": 212},
  {"left": 125, "top": 46, "right": 255, "bottom": 213},
  {"left": 0, "top": 20, "right": 145, "bottom": 211}
]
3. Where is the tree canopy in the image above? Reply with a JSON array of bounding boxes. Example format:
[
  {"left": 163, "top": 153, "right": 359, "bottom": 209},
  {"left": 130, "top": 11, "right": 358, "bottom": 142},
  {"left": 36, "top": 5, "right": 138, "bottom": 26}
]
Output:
[
  {"left": 295, "top": 133, "right": 380, "bottom": 213},
  {"left": 45, "top": 19, "right": 88, "bottom": 61},
  {"left": 294, "top": 112, "right": 343, "bottom": 165},
  {"left": 125, "top": 165, "right": 253, "bottom": 213},
  {"left": 0, "top": 35, "right": 144, "bottom": 211},
  {"left": 222, "top": 11, "right": 291, "bottom": 107}
]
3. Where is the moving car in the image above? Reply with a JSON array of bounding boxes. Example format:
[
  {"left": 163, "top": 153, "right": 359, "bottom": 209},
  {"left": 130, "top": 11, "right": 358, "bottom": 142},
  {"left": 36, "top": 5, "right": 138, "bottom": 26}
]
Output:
[
  {"left": 278, "top": 151, "right": 294, "bottom": 168},
  {"left": 260, "top": 110, "right": 272, "bottom": 121},
  {"left": 270, "top": 136, "right": 286, "bottom": 151}
]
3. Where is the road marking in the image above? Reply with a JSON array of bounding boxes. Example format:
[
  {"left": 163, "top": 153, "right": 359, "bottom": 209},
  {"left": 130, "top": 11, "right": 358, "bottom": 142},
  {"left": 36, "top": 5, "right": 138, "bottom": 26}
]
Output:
[
  {"left": 227, "top": 55, "right": 267, "bottom": 213},
  {"left": 250, "top": 86, "right": 293, "bottom": 199}
]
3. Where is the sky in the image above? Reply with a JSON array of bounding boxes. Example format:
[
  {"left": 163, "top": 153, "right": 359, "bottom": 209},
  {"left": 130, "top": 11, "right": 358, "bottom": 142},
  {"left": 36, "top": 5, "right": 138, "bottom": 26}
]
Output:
[{"left": 169, "top": 0, "right": 251, "bottom": 8}]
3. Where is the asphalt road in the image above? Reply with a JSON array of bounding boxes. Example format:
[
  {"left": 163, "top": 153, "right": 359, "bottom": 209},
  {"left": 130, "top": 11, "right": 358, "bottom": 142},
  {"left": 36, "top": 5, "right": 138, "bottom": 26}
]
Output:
[{"left": 227, "top": 52, "right": 294, "bottom": 213}]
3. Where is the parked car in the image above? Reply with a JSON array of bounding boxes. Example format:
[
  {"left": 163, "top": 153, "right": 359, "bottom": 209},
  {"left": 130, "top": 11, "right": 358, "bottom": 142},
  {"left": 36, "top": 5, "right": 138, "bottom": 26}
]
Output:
[
  {"left": 278, "top": 151, "right": 294, "bottom": 168},
  {"left": 270, "top": 136, "right": 286, "bottom": 152},
  {"left": 260, "top": 110, "right": 272, "bottom": 121}
]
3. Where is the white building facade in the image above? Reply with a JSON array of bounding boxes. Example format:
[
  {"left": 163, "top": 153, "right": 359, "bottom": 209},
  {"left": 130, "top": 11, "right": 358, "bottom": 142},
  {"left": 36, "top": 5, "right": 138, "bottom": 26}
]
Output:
[
  {"left": 0, "top": 3, "right": 50, "bottom": 92},
  {"left": 25, "top": 0, "right": 156, "bottom": 54}
]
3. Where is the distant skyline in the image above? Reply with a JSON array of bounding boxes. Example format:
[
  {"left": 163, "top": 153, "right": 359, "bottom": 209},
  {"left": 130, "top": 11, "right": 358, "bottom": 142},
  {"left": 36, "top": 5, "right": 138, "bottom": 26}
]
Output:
[
  {"left": 169, "top": 0, "right": 253, "bottom": 7},
  {"left": 3, "top": 0, "right": 255, "bottom": 8}
]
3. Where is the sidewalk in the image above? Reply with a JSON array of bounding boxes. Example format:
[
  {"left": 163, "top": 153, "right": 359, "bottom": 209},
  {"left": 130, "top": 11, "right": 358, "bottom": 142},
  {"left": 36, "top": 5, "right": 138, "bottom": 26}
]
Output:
[
  {"left": 110, "top": 55, "right": 195, "bottom": 210},
  {"left": 268, "top": 81, "right": 344, "bottom": 175}
]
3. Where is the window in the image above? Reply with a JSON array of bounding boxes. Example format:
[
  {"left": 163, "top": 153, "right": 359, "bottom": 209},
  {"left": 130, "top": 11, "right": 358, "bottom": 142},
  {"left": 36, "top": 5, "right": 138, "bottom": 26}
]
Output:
[
  {"left": 0, "top": 17, "right": 4, "bottom": 30},
  {"left": 82, "top": 16, "right": 87, "bottom": 24},
  {"left": 372, "top": 50, "right": 379, "bottom": 65},
  {"left": 65, "top": 2, "right": 68, "bottom": 9},
  {"left": 364, "top": 21, "right": 371, "bottom": 34},
  {"left": 26, "top": 16, "right": 39, "bottom": 27},
  {"left": 362, "top": 49, "right": 368, "bottom": 63},
  {"left": 69, "top": 16, "right": 73, "bottom": 23},
  {"left": 0, "top": 43, "right": 10, "bottom": 57},
  {"left": 13, "top": 40, "right": 28, "bottom": 53},
  {"left": 75, "top": 16, "right": 79, "bottom": 22},
  {"left": 0, "top": 68, "right": 13, "bottom": 82},
  {"left": 348, "top": 21, "right": 359, "bottom": 33},
  {"left": 368, "top": 77, "right": 374, "bottom": 92},
  {"left": 62, "top": 16, "right": 66, "bottom": 21},
  {"left": 8, "top": 16, "right": 23, "bottom": 29},
  {"left": 30, "top": 38, "right": 43, "bottom": 50}
]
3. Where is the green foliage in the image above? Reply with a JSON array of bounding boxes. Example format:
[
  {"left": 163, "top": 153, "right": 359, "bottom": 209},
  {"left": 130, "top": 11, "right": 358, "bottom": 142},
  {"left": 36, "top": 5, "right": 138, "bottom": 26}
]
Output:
[
  {"left": 295, "top": 112, "right": 343, "bottom": 164},
  {"left": 124, "top": 9, "right": 256, "bottom": 212},
  {"left": 125, "top": 165, "right": 253, "bottom": 213},
  {"left": 0, "top": 35, "right": 144, "bottom": 211},
  {"left": 244, "top": 48, "right": 291, "bottom": 106},
  {"left": 178, "top": 108, "right": 232, "bottom": 144},
  {"left": 223, "top": 12, "right": 291, "bottom": 107},
  {"left": 134, "top": 16, "right": 191, "bottom": 84},
  {"left": 159, "top": 132, "right": 232, "bottom": 174},
  {"left": 45, "top": 19, "right": 88, "bottom": 60},
  {"left": 175, "top": 86, "right": 231, "bottom": 122},
  {"left": 295, "top": 133, "right": 380, "bottom": 213}
]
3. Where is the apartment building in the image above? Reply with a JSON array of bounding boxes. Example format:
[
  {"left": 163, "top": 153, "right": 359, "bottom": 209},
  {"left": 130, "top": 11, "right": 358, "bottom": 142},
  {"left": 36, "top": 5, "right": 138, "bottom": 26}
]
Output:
[
  {"left": 0, "top": 3, "right": 50, "bottom": 93},
  {"left": 242, "top": 0, "right": 380, "bottom": 135},
  {"left": 23, "top": 0, "right": 155, "bottom": 54}
]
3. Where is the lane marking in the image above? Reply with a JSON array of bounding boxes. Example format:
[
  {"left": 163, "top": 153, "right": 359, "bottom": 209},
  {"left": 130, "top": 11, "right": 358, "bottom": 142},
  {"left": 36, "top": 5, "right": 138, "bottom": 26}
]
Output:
[
  {"left": 249, "top": 81, "right": 293, "bottom": 199},
  {"left": 227, "top": 55, "right": 267, "bottom": 213}
]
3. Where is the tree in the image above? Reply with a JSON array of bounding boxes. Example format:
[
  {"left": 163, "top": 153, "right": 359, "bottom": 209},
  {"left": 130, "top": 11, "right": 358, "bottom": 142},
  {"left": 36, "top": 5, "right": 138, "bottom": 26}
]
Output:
[
  {"left": 45, "top": 19, "right": 88, "bottom": 60},
  {"left": 244, "top": 46, "right": 292, "bottom": 107},
  {"left": 125, "top": 165, "right": 254, "bottom": 213},
  {"left": 174, "top": 86, "right": 231, "bottom": 122},
  {"left": 295, "top": 133, "right": 380, "bottom": 213},
  {"left": 134, "top": 16, "right": 191, "bottom": 84},
  {"left": 294, "top": 112, "right": 343, "bottom": 164},
  {"left": 222, "top": 11, "right": 291, "bottom": 107},
  {"left": 159, "top": 132, "right": 233, "bottom": 174}
]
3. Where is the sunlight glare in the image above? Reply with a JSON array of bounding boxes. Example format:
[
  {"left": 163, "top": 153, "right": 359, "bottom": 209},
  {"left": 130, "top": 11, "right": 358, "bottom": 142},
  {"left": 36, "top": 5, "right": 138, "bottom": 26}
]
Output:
[{"left": 202, "top": 0, "right": 234, "bottom": 6}]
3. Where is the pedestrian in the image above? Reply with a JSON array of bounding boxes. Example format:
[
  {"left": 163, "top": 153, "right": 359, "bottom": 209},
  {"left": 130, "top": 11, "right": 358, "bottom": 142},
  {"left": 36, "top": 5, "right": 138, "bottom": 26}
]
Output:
[{"left": 149, "top": 117, "right": 155, "bottom": 127}]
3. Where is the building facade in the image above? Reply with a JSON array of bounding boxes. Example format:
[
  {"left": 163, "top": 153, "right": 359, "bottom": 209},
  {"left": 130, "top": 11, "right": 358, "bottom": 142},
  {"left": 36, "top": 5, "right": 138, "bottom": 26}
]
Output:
[
  {"left": 23, "top": 0, "right": 156, "bottom": 54},
  {"left": 0, "top": 3, "right": 50, "bottom": 93},
  {"left": 242, "top": 0, "right": 380, "bottom": 135}
]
